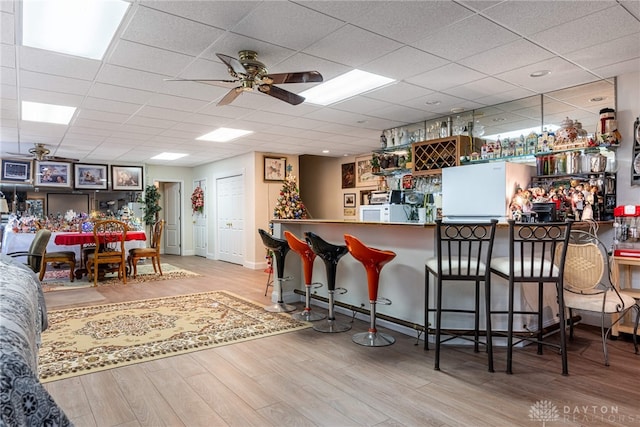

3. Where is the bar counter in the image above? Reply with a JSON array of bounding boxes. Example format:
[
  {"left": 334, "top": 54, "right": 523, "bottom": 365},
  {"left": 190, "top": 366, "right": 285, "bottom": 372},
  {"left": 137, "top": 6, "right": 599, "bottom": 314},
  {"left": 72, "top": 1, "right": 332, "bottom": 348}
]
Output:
[{"left": 271, "top": 219, "right": 562, "bottom": 340}]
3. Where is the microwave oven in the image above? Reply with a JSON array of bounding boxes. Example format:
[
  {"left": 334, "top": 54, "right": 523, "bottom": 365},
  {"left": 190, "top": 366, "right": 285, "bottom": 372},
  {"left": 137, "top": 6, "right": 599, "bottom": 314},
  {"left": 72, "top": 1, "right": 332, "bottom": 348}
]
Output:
[{"left": 359, "top": 204, "right": 411, "bottom": 223}]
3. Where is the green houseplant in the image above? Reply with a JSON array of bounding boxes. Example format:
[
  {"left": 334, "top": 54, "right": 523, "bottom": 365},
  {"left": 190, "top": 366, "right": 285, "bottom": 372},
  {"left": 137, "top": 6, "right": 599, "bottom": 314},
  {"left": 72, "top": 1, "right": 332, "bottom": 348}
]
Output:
[{"left": 141, "top": 184, "right": 162, "bottom": 226}]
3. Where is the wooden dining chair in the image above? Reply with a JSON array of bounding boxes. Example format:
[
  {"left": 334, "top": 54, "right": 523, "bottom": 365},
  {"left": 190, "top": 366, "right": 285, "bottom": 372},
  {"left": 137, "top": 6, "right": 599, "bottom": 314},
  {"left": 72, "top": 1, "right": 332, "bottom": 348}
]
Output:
[
  {"left": 86, "top": 220, "right": 128, "bottom": 286},
  {"left": 128, "top": 219, "right": 164, "bottom": 278}
]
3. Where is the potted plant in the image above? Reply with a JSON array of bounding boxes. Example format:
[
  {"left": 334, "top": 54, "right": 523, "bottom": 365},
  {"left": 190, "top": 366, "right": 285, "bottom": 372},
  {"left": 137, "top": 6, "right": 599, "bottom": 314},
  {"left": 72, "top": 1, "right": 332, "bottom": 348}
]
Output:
[
  {"left": 141, "top": 184, "right": 162, "bottom": 227},
  {"left": 371, "top": 153, "right": 381, "bottom": 173},
  {"left": 405, "top": 146, "right": 414, "bottom": 169}
]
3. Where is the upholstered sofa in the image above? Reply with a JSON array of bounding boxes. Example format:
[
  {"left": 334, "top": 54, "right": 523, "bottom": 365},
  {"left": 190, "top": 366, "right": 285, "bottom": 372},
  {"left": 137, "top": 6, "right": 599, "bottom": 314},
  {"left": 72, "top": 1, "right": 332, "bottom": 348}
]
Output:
[{"left": 0, "top": 254, "right": 72, "bottom": 426}]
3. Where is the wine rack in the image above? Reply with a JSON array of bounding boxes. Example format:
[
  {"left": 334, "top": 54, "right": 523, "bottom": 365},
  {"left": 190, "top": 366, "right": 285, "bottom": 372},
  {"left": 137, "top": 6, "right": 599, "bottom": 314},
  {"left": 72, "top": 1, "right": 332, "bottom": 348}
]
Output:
[{"left": 412, "top": 136, "right": 473, "bottom": 177}]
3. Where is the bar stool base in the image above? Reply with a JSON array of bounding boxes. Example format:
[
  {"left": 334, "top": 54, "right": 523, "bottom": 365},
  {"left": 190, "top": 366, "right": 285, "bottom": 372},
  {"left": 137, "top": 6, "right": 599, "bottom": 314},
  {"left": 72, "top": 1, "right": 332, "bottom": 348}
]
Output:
[
  {"left": 264, "top": 302, "right": 296, "bottom": 313},
  {"left": 292, "top": 310, "right": 326, "bottom": 322},
  {"left": 352, "top": 331, "right": 395, "bottom": 347},
  {"left": 313, "top": 319, "right": 351, "bottom": 333}
]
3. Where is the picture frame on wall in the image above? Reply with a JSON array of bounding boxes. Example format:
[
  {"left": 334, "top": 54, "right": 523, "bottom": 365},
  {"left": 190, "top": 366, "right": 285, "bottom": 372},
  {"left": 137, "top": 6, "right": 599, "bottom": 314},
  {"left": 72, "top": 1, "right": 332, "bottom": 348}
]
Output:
[
  {"left": 264, "top": 156, "right": 286, "bottom": 181},
  {"left": 355, "top": 155, "right": 375, "bottom": 187},
  {"left": 341, "top": 162, "right": 355, "bottom": 188},
  {"left": 344, "top": 193, "right": 356, "bottom": 208},
  {"left": 74, "top": 163, "right": 108, "bottom": 190},
  {"left": 1, "top": 159, "right": 31, "bottom": 182},
  {"left": 35, "top": 161, "right": 71, "bottom": 188},
  {"left": 112, "top": 165, "right": 143, "bottom": 191}
]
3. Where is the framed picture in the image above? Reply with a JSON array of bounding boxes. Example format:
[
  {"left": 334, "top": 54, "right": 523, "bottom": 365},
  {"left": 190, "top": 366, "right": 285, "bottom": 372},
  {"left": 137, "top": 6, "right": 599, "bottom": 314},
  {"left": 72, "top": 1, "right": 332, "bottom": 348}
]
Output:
[
  {"left": 35, "top": 161, "right": 71, "bottom": 187},
  {"left": 344, "top": 193, "right": 356, "bottom": 208},
  {"left": 341, "top": 162, "right": 355, "bottom": 189},
  {"left": 264, "top": 156, "right": 286, "bottom": 181},
  {"left": 343, "top": 208, "right": 356, "bottom": 217},
  {"left": 74, "top": 163, "right": 108, "bottom": 190},
  {"left": 112, "top": 165, "right": 143, "bottom": 191},
  {"left": 1, "top": 159, "right": 31, "bottom": 182},
  {"left": 356, "top": 155, "right": 375, "bottom": 187}
]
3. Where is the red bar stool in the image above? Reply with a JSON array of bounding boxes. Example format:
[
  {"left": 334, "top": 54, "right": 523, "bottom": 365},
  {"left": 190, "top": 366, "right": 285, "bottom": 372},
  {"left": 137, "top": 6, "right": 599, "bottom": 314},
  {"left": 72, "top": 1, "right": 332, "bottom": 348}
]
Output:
[
  {"left": 344, "top": 234, "right": 397, "bottom": 346},
  {"left": 258, "top": 229, "right": 296, "bottom": 313},
  {"left": 306, "top": 232, "right": 351, "bottom": 333},
  {"left": 284, "top": 231, "right": 326, "bottom": 322}
]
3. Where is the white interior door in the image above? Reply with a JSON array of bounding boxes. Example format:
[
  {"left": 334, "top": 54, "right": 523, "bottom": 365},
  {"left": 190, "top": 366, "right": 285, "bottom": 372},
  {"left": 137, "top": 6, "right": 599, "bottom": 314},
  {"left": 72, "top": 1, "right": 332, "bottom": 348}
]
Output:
[
  {"left": 164, "top": 182, "right": 181, "bottom": 255},
  {"left": 216, "top": 174, "right": 244, "bottom": 264},
  {"left": 193, "top": 179, "right": 207, "bottom": 257}
]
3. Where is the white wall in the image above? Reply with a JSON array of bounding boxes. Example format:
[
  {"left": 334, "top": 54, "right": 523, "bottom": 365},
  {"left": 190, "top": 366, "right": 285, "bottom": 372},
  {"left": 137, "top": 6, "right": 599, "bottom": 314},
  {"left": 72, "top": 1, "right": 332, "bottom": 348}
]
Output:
[{"left": 615, "top": 71, "right": 640, "bottom": 204}]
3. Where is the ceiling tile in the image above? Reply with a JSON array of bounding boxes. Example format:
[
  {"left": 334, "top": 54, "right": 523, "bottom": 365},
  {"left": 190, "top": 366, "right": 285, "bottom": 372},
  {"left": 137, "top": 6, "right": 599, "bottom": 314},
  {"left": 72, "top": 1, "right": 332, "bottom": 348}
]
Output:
[
  {"left": 1, "top": 44, "right": 15, "bottom": 68},
  {"left": 413, "top": 15, "right": 519, "bottom": 61},
  {"left": 1, "top": 11, "right": 13, "bottom": 44},
  {"left": 362, "top": 46, "right": 449, "bottom": 80},
  {"left": 231, "top": 2, "right": 344, "bottom": 51},
  {"left": 140, "top": 0, "right": 260, "bottom": 30},
  {"left": 406, "top": 63, "right": 486, "bottom": 91},
  {"left": 108, "top": 40, "right": 194, "bottom": 77},
  {"left": 121, "top": 5, "right": 225, "bottom": 56},
  {"left": 96, "top": 64, "right": 165, "bottom": 93},
  {"left": 458, "top": 38, "right": 555, "bottom": 75},
  {"left": 565, "top": 32, "right": 640, "bottom": 70},
  {"left": 19, "top": 47, "right": 100, "bottom": 81},
  {"left": 87, "top": 83, "right": 154, "bottom": 105},
  {"left": 19, "top": 70, "right": 92, "bottom": 96}
]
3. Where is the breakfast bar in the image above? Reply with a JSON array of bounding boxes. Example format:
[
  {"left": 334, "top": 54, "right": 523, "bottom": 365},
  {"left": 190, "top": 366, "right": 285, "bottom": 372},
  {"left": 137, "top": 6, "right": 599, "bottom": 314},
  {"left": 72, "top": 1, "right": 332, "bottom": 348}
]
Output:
[{"left": 271, "top": 219, "right": 561, "bottom": 340}]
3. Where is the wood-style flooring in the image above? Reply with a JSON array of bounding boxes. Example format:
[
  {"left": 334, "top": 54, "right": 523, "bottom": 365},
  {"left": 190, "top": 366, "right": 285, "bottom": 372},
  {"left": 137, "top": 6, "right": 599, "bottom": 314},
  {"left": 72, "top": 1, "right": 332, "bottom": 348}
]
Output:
[{"left": 44, "top": 255, "right": 640, "bottom": 427}]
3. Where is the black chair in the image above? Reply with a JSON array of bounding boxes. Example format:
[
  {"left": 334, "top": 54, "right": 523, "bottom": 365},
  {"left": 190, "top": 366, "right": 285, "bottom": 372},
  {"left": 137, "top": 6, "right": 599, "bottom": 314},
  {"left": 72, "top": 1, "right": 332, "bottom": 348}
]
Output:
[
  {"left": 425, "top": 219, "right": 498, "bottom": 371},
  {"left": 305, "top": 231, "right": 351, "bottom": 333},
  {"left": 258, "top": 229, "right": 296, "bottom": 313},
  {"left": 490, "top": 220, "right": 572, "bottom": 375}
]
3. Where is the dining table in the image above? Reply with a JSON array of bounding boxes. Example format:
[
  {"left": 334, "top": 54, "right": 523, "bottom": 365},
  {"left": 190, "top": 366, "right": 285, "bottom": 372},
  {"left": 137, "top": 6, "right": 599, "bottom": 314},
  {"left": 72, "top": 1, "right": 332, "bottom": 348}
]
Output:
[{"left": 53, "top": 231, "right": 147, "bottom": 279}]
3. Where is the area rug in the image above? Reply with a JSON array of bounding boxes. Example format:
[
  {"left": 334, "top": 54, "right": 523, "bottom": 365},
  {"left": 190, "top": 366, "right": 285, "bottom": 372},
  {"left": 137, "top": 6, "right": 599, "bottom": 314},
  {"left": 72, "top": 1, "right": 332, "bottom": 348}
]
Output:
[
  {"left": 38, "top": 291, "right": 310, "bottom": 383},
  {"left": 41, "top": 263, "right": 200, "bottom": 292}
]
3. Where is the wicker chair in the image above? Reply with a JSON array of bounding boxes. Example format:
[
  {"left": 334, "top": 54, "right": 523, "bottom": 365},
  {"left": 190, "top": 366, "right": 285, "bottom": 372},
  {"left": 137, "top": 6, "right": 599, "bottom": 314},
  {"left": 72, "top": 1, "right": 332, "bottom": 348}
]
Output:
[{"left": 559, "top": 226, "right": 639, "bottom": 365}]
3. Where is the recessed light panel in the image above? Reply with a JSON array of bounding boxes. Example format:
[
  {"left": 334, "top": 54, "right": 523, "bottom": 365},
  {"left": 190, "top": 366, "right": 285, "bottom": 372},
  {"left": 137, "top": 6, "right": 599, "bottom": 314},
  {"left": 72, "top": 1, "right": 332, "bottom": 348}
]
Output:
[
  {"left": 22, "top": 101, "right": 76, "bottom": 125},
  {"left": 197, "top": 128, "right": 253, "bottom": 142},
  {"left": 151, "top": 153, "right": 188, "bottom": 161},
  {"left": 300, "top": 70, "right": 395, "bottom": 106},
  {"left": 22, "top": 0, "right": 129, "bottom": 60}
]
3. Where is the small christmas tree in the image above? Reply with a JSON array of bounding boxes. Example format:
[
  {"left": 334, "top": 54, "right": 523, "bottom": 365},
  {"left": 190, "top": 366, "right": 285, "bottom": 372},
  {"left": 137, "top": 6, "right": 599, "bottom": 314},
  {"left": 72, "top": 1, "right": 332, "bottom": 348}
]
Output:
[{"left": 273, "top": 165, "right": 308, "bottom": 219}]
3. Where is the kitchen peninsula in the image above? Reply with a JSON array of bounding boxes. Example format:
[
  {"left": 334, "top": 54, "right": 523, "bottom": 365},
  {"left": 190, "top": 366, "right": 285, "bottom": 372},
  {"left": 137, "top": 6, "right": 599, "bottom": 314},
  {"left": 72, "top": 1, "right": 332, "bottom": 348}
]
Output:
[{"left": 271, "top": 219, "right": 561, "bottom": 341}]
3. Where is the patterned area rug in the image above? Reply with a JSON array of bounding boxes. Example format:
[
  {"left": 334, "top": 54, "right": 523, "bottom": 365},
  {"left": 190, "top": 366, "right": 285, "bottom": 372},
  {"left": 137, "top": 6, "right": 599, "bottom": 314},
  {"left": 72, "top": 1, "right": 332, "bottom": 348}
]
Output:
[
  {"left": 38, "top": 291, "right": 310, "bottom": 383},
  {"left": 41, "top": 263, "right": 199, "bottom": 292}
]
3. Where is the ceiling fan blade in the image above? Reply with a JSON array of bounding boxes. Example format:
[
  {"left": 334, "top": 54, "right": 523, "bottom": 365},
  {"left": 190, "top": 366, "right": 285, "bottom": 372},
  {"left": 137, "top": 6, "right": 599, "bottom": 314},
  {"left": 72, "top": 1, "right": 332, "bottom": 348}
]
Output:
[
  {"left": 264, "top": 71, "right": 323, "bottom": 85},
  {"left": 215, "top": 53, "right": 247, "bottom": 76},
  {"left": 164, "top": 78, "right": 238, "bottom": 84},
  {"left": 258, "top": 84, "right": 305, "bottom": 105},
  {"left": 217, "top": 87, "right": 243, "bottom": 106}
]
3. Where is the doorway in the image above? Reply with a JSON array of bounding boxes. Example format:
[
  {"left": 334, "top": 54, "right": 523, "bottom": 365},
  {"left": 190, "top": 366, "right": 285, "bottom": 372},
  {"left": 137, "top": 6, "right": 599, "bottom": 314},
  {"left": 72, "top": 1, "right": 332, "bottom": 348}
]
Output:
[
  {"left": 216, "top": 173, "right": 245, "bottom": 265},
  {"left": 163, "top": 181, "right": 181, "bottom": 255}
]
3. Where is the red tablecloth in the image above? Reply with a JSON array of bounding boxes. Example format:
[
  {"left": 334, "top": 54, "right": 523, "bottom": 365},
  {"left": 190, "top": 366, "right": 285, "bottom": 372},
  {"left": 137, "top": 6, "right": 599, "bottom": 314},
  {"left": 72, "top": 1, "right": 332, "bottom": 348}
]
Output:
[{"left": 54, "top": 231, "right": 146, "bottom": 246}]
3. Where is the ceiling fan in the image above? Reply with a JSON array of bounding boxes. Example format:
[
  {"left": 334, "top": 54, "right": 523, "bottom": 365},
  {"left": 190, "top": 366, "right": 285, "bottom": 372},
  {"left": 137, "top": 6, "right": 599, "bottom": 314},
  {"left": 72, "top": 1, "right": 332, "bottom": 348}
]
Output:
[
  {"left": 7, "top": 143, "right": 79, "bottom": 162},
  {"left": 166, "top": 50, "right": 323, "bottom": 106}
]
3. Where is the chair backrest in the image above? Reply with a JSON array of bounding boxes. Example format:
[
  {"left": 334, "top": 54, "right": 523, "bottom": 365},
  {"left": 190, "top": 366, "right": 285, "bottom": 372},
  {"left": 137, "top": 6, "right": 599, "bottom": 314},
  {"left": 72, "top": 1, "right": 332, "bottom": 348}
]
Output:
[
  {"left": 557, "top": 229, "right": 607, "bottom": 293},
  {"left": 506, "top": 219, "right": 572, "bottom": 282},
  {"left": 93, "top": 220, "right": 127, "bottom": 252},
  {"left": 27, "top": 229, "right": 51, "bottom": 273},
  {"left": 258, "top": 229, "right": 289, "bottom": 278},
  {"left": 434, "top": 219, "right": 498, "bottom": 280},
  {"left": 151, "top": 220, "right": 165, "bottom": 250}
]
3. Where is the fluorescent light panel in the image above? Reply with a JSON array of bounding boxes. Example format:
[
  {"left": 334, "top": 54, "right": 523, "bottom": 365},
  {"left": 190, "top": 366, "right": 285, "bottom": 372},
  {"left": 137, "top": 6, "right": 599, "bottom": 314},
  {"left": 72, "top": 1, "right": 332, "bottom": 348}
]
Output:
[
  {"left": 22, "top": 101, "right": 76, "bottom": 125},
  {"left": 197, "top": 128, "right": 253, "bottom": 142},
  {"left": 300, "top": 69, "right": 395, "bottom": 106},
  {"left": 151, "top": 152, "right": 188, "bottom": 161},
  {"left": 22, "top": 0, "right": 129, "bottom": 60}
]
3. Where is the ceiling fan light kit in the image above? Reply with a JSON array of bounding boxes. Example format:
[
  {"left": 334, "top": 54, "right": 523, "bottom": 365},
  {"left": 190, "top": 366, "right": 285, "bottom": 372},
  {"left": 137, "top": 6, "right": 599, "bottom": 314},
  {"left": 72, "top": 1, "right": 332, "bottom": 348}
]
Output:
[{"left": 166, "top": 50, "right": 323, "bottom": 106}]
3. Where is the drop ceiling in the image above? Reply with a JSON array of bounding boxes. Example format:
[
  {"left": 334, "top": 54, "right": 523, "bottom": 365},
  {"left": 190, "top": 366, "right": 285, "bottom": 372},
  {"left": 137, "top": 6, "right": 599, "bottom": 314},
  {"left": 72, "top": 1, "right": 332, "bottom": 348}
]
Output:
[{"left": 1, "top": 0, "right": 639, "bottom": 167}]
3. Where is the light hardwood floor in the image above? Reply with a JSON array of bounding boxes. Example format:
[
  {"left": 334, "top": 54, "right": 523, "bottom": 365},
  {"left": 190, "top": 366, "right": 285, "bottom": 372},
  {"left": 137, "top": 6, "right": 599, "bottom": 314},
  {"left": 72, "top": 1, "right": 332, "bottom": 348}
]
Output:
[{"left": 44, "top": 255, "right": 640, "bottom": 427}]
